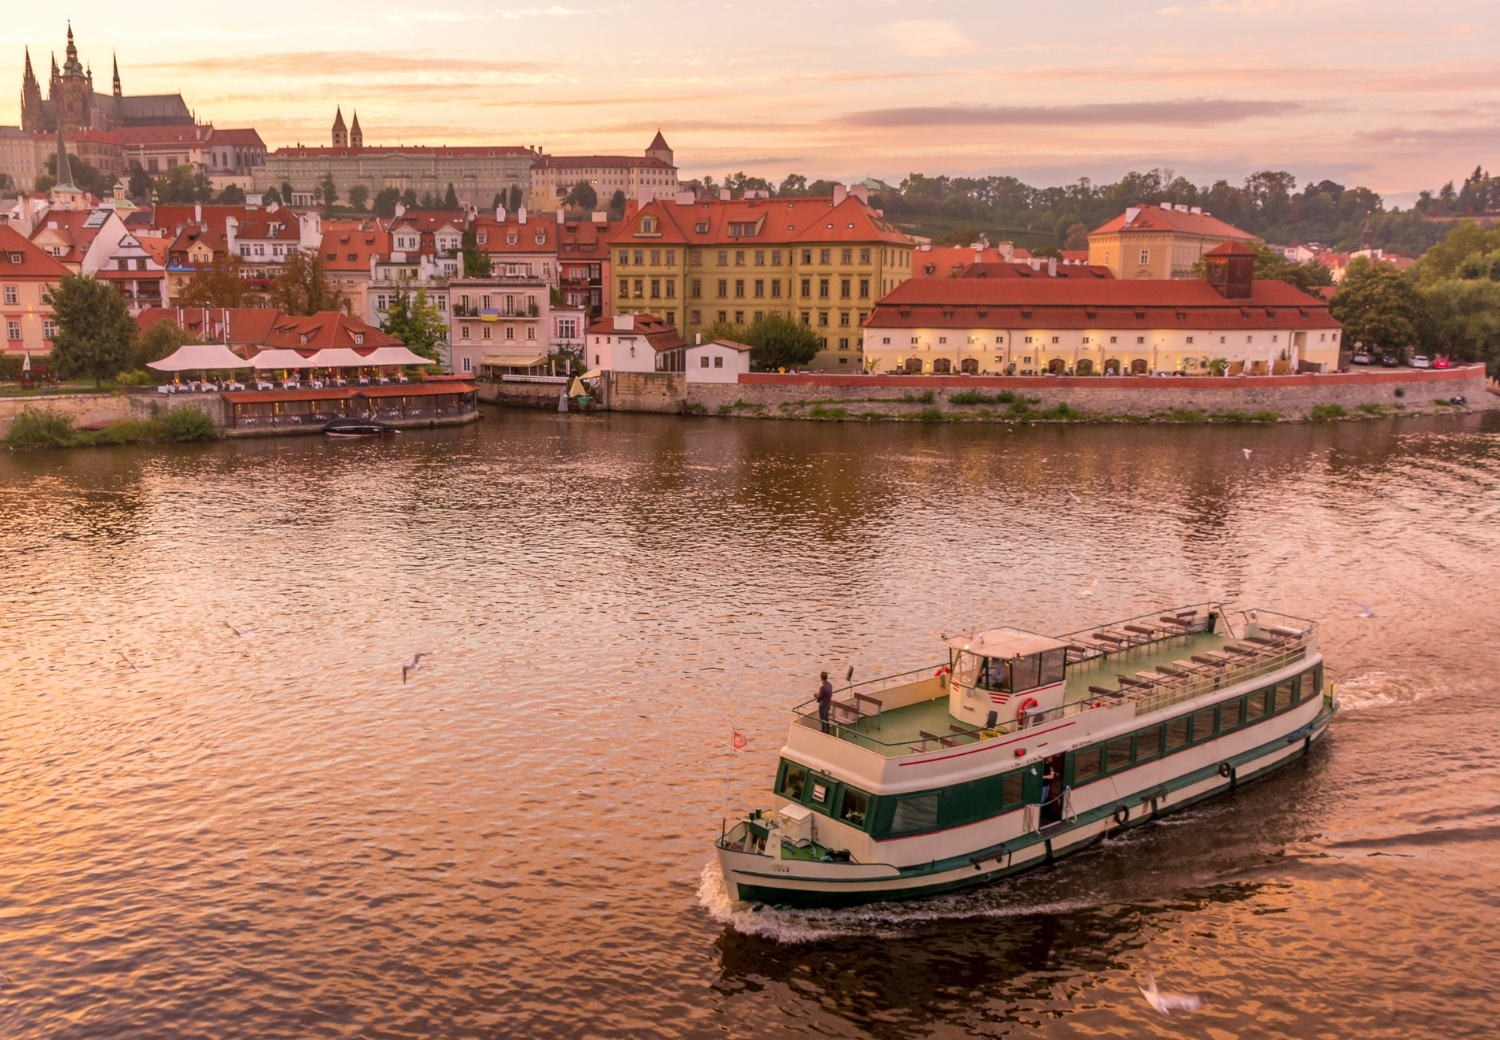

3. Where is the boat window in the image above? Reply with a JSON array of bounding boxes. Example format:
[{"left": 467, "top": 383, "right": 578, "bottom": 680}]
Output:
[
  {"left": 1072, "top": 746, "right": 1104, "bottom": 783},
  {"left": 1312, "top": 664, "right": 1323, "bottom": 698},
  {"left": 1192, "top": 707, "right": 1217, "bottom": 741},
  {"left": 1274, "top": 680, "right": 1295, "bottom": 713},
  {"left": 1136, "top": 726, "right": 1163, "bottom": 761},
  {"left": 778, "top": 762, "right": 807, "bottom": 801},
  {"left": 810, "top": 782, "right": 829, "bottom": 805},
  {"left": 980, "top": 657, "right": 1009, "bottom": 692},
  {"left": 838, "top": 787, "right": 869, "bottom": 828},
  {"left": 1222, "top": 698, "right": 1246, "bottom": 730},
  {"left": 1106, "top": 735, "right": 1133, "bottom": 772},
  {"left": 1039, "top": 647, "right": 1066, "bottom": 686},
  {"left": 1246, "top": 688, "right": 1269, "bottom": 720},
  {"left": 891, "top": 794, "right": 940, "bottom": 835},
  {"left": 1166, "top": 716, "right": 1190, "bottom": 750},
  {"left": 953, "top": 650, "right": 982, "bottom": 690},
  {"left": 1289, "top": 674, "right": 1303, "bottom": 704},
  {"left": 1001, "top": 771, "right": 1025, "bottom": 807},
  {"left": 1009, "top": 654, "right": 1041, "bottom": 692}
]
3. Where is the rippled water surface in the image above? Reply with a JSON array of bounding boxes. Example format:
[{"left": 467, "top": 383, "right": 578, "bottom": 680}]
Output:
[{"left": 2, "top": 409, "right": 1498, "bottom": 1038}]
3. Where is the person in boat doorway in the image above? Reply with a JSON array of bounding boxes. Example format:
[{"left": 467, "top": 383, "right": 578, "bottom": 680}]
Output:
[
  {"left": 1041, "top": 753, "right": 1066, "bottom": 825},
  {"left": 817, "top": 672, "right": 834, "bottom": 733}
]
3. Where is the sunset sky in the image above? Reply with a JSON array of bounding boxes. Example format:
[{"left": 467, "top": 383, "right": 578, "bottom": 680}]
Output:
[{"left": 7, "top": 1, "right": 1497, "bottom": 203}]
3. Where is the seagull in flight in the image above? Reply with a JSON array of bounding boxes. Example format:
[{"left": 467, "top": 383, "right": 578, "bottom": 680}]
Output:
[
  {"left": 1067, "top": 490, "right": 1082, "bottom": 503},
  {"left": 118, "top": 652, "right": 140, "bottom": 672},
  {"left": 1079, "top": 579, "right": 1098, "bottom": 597},
  {"left": 224, "top": 621, "right": 252, "bottom": 639},
  {"left": 1356, "top": 602, "right": 1377, "bottom": 618},
  {"left": 1139, "top": 966, "right": 1202, "bottom": 1016},
  {"left": 1242, "top": 448, "right": 1253, "bottom": 459},
  {"left": 402, "top": 653, "right": 430, "bottom": 684}
]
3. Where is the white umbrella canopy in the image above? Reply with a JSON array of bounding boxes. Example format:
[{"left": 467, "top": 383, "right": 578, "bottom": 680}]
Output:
[
  {"left": 147, "top": 343, "right": 250, "bottom": 371},
  {"left": 250, "top": 349, "right": 317, "bottom": 370},
  {"left": 360, "top": 346, "right": 435, "bottom": 366},
  {"left": 307, "top": 348, "right": 370, "bottom": 368}
]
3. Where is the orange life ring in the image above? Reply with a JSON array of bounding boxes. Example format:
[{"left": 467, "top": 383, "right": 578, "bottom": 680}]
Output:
[
  {"left": 1015, "top": 696, "right": 1039, "bottom": 721},
  {"left": 934, "top": 666, "right": 951, "bottom": 678}
]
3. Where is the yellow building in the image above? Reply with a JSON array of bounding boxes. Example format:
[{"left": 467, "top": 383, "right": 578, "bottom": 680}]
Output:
[
  {"left": 0, "top": 223, "right": 67, "bottom": 355},
  {"left": 1088, "top": 203, "right": 1259, "bottom": 280},
  {"left": 606, "top": 187, "right": 915, "bottom": 370}
]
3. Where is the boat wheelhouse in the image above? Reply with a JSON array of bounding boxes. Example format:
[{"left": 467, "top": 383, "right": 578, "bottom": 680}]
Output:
[{"left": 715, "top": 605, "right": 1336, "bottom": 909}]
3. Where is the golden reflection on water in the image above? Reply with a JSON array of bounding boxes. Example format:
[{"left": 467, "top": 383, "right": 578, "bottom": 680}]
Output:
[{"left": 1, "top": 409, "right": 1498, "bottom": 1038}]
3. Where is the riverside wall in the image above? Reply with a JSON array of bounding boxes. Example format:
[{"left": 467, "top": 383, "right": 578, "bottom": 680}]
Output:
[
  {"left": 477, "top": 380, "right": 566, "bottom": 408},
  {"left": 681, "top": 366, "right": 1494, "bottom": 420},
  {"left": 0, "top": 391, "right": 228, "bottom": 437}
]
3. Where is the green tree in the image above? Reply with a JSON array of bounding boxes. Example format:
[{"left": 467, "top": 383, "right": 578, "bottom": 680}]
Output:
[
  {"left": 181, "top": 254, "right": 256, "bottom": 308},
  {"left": 261, "top": 185, "right": 282, "bottom": 206},
  {"left": 933, "top": 226, "right": 986, "bottom": 247},
  {"left": 608, "top": 189, "right": 626, "bottom": 215},
  {"left": 491, "top": 192, "right": 504, "bottom": 210},
  {"left": 778, "top": 173, "right": 808, "bottom": 197},
  {"left": 128, "top": 164, "right": 153, "bottom": 198},
  {"left": 564, "top": 181, "right": 598, "bottom": 211},
  {"left": 43, "top": 275, "right": 136, "bottom": 387},
  {"left": 697, "top": 319, "right": 743, "bottom": 343},
  {"left": 401, "top": 188, "right": 418, "bottom": 209},
  {"left": 724, "top": 171, "right": 772, "bottom": 197},
  {"left": 1064, "top": 222, "right": 1088, "bottom": 250},
  {"left": 443, "top": 182, "right": 460, "bottom": 210},
  {"left": 1329, "top": 256, "right": 1425, "bottom": 354},
  {"left": 133, "top": 317, "right": 197, "bottom": 372},
  {"left": 379, "top": 287, "right": 448, "bottom": 360},
  {"left": 461, "top": 229, "right": 490, "bottom": 277},
  {"left": 744, "top": 312, "right": 821, "bottom": 371},
  {"left": 281, "top": 181, "right": 294, "bottom": 206},
  {"left": 1417, "top": 221, "right": 1500, "bottom": 285},
  {"left": 215, "top": 183, "right": 246, "bottom": 204},
  {"left": 347, "top": 184, "right": 369, "bottom": 211},
  {"left": 319, "top": 172, "right": 338, "bottom": 210},
  {"left": 268, "top": 249, "right": 346, "bottom": 315},
  {"left": 1421, "top": 279, "right": 1500, "bottom": 375},
  {"left": 373, "top": 187, "right": 401, "bottom": 218},
  {"left": 508, "top": 185, "right": 523, "bottom": 211},
  {"left": 0, "top": 172, "right": 12, "bottom": 192},
  {"left": 156, "top": 164, "right": 213, "bottom": 204}
]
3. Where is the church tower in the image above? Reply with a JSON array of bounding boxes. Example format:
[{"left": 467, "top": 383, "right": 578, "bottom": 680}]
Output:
[
  {"left": 332, "top": 106, "right": 348, "bottom": 147},
  {"left": 350, "top": 110, "right": 362, "bottom": 148},
  {"left": 646, "top": 129, "right": 673, "bottom": 167},
  {"left": 112, "top": 52, "right": 121, "bottom": 97},
  {"left": 20, "top": 47, "right": 45, "bottom": 132},
  {"left": 56, "top": 22, "right": 95, "bottom": 132}
]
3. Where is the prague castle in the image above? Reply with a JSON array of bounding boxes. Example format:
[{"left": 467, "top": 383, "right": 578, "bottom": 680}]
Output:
[{"left": 20, "top": 23, "right": 194, "bottom": 134}]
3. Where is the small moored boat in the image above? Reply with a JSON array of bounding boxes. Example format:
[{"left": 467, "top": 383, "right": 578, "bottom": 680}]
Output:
[
  {"left": 715, "top": 605, "right": 1336, "bottom": 909},
  {"left": 323, "top": 417, "right": 399, "bottom": 437}
]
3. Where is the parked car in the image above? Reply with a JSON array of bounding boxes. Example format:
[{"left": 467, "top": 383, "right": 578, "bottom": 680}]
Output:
[
  {"left": 1410, "top": 355, "right": 1431, "bottom": 369},
  {"left": 1351, "top": 350, "right": 1373, "bottom": 365},
  {"left": 1381, "top": 354, "right": 1400, "bottom": 367},
  {"left": 1434, "top": 356, "right": 1452, "bottom": 369}
]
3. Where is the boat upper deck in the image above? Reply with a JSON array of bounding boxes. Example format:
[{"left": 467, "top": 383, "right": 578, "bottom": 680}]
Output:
[{"left": 792, "top": 607, "right": 1315, "bottom": 758}]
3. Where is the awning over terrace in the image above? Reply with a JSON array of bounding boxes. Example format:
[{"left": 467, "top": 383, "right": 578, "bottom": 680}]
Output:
[
  {"left": 250, "top": 349, "right": 316, "bottom": 370},
  {"left": 360, "top": 346, "right": 434, "bottom": 366},
  {"left": 147, "top": 343, "right": 250, "bottom": 371}
]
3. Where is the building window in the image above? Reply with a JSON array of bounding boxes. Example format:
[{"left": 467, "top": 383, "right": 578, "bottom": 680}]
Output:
[
  {"left": 800, "top": 311, "right": 810, "bottom": 325},
  {"left": 483, "top": 326, "right": 492, "bottom": 340},
  {"left": 717, "top": 311, "right": 727, "bottom": 323},
  {"left": 527, "top": 327, "right": 535, "bottom": 339},
  {"left": 802, "top": 249, "right": 813, "bottom": 264},
  {"left": 690, "top": 310, "right": 702, "bottom": 324},
  {"left": 1186, "top": 336, "right": 1194, "bottom": 344},
  {"left": 717, "top": 279, "right": 728, "bottom": 298},
  {"left": 700, "top": 356, "right": 710, "bottom": 368},
  {"left": 665, "top": 280, "right": 676, "bottom": 299},
  {"left": 840, "top": 278, "right": 851, "bottom": 298},
  {"left": 772, "top": 249, "right": 782, "bottom": 265},
  {"left": 7, "top": 319, "right": 21, "bottom": 340},
  {"left": 840, "top": 312, "right": 851, "bottom": 327},
  {"left": 634, "top": 279, "right": 644, "bottom": 297},
  {"left": 770, "top": 280, "right": 782, "bottom": 299},
  {"left": 735, "top": 250, "right": 745, "bottom": 266},
  {"left": 841, "top": 248, "right": 852, "bottom": 264},
  {"left": 1, "top": 285, "right": 15, "bottom": 305},
  {"left": 1137, "top": 336, "right": 1145, "bottom": 344},
  {"left": 860, "top": 248, "right": 870, "bottom": 264},
  {"left": 634, "top": 250, "right": 644, "bottom": 264},
  {"left": 818, "top": 311, "right": 829, "bottom": 327},
  {"left": 754, "top": 279, "right": 765, "bottom": 298},
  {"left": 650, "top": 250, "right": 660, "bottom": 265},
  {"left": 714, "top": 355, "right": 723, "bottom": 368},
  {"left": 461, "top": 325, "right": 471, "bottom": 340},
  {"left": 718, "top": 250, "right": 729, "bottom": 266},
  {"left": 650, "top": 278, "right": 661, "bottom": 298},
  {"left": 462, "top": 357, "right": 471, "bottom": 372},
  {"left": 1051, "top": 336, "right": 1059, "bottom": 343},
  {"left": 858, "top": 278, "right": 869, "bottom": 298},
  {"left": 839, "top": 338, "right": 849, "bottom": 350},
  {"left": 1139, "top": 249, "right": 1150, "bottom": 264},
  {"left": 754, "top": 250, "right": 765, "bottom": 266},
  {"left": 690, "top": 250, "right": 702, "bottom": 265},
  {"left": 691, "top": 279, "right": 702, "bottom": 298},
  {"left": 618, "top": 251, "right": 628, "bottom": 266},
  {"left": 618, "top": 279, "right": 629, "bottom": 298},
  {"left": 43, "top": 319, "right": 55, "bottom": 340},
  {"left": 506, "top": 326, "right": 515, "bottom": 340},
  {"left": 800, "top": 278, "right": 811, "bottom": 297},
  {"left": 819, "top": 278, "right": 830, "bottom": 298},
  {"left": 734, "top": 279, "right": 745, "bottom": 298}
]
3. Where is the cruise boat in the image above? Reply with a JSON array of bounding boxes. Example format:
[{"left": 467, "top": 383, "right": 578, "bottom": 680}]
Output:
[{"left": 715, "top": 606, "right": 1336, "bottom": 909}]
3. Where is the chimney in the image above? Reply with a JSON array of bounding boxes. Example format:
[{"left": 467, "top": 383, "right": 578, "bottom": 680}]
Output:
[
  {"left": 496, "top": 205, "right": 505, "bottom": 222},
  {"left": 998, "top": 241, "right": 1014, "bottom": 262},
  {"left": 225, "top": 215, "right": 237, "bottom": 254},
  {"left": 556, "top": 208, "right": 565, "bottom": 224},
  {"left": 194, "top": 202, "right": 202, "bottom": 222},
  {"left": 695, "top": 332, "right": 702, "bottom": 344},
  {"left": 394, "top": 202, "right": 405, "bottom": 218},
  {"left": 674, "top": 191, "right": 694, "bottom": 206},
  {"left": 591, "top": 211, "right": 605, "bottom": 223},
  {"left": 518, "top": 205, "right": 527, "bottom": 225},
  {"left": 1124, "top": 206, "right": 1140, "bottom": 226},
  {"left": 613, "top": 314, "right": 633, "bottom": 331},
  {"left": 718, "top": 188, "right": 730, "bottom": 202},
  {"left": 1190, "top": 206, "right": 1202, "bottom": 215},
  {"left": 1029, "top": 258, "right": 1040, "bottom": 271},
  {"left": 850, "top": 184, "right": 869, "bottom": 204},
  {"left": 833, "top": 183, "right": 847, "bottom": 205},
  {"left": 1048, "top": 257, "right": 1057, "bottom": 277}
]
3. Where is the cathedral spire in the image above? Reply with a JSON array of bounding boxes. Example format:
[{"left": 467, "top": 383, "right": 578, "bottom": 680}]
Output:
[
  {"left": 23, "top": 46, "right": 36, "bottom": 87},
  {"left": 112, "top": 51, "right": 121, "bottom": 97},
  {"left": 332, "top": 105, "right": 347, "bottom": 147},
  {"left": 350, "top": 109, "right": 362, "bottom": 148},
  {"left": 54, "top": 122, "right": 76, "bottom": 191}
]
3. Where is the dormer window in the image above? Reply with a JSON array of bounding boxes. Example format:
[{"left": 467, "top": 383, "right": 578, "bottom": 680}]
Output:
[
  {"left": 641, "top": 217, "right": 657, "bottom": 233},
  {"left": 696, "top": 223, "right": 708, "bottom": 233},
  {"left": 507, "top": 234, "right": 517, "bottom": 245},
  {"left": 353, "top": 333, "right": 364, "bottom": 344},
  {"left": 477, "top": 234, "right": 487, "bottom": 245}
]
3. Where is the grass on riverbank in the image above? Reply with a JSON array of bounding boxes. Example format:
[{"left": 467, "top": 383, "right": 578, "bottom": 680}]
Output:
[
  {"left": 0, "top": 381, "right": 120, "bottom": 398},
  {"left": 5, "top": 406, "right": 219, "bottom": 450}
]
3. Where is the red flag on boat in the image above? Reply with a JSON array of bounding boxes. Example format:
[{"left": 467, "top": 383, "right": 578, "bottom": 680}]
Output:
[{"left": 732, "top": 731, "right": 748, "bottom": 752}]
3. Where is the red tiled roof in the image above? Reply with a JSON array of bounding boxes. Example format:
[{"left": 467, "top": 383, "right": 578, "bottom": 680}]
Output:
[
  {"left": 867, "top": 278, "right": 1340, "bottom": 331},
  {"left": 137, "top": 238, "right": 171, "bottom": 266},
  {"left": 152, "top": 204, "right": 277, "bottom": 234},
  {"left": 557, "top": 217, "right": 618, "bottom": 252},
  {"left": 0, "top": 224, "right": 71, "bottom": 277},
  {"left": 1090, "top": 204, "right": 1259, "bottom": 241},
  {"left": 388, "top": 210, "right": 466, "bottom": 234},
  {"left": 262, "top": 312, "right": 397, "bottom": 349},
  {"left": 585, "top": 312, "right": 685, "bottom": 352},
  {"left": 532, "top": 155, "right": 673, "bottom": 170},
  {"left": 116, "top": 125, "right": 212, "bottom": 147},
  {"left": 322, "top": 230, "right": 391, "bottom": 271},
  {"left": 470, "top": 214, "right": 555, "bottom": 254},
  {"left": 270, "top": 145, "right": 533, "bottom": 158},
  {"left": 913, "top": 245, "right": 1008, "bottom": 277},
  {"left": 137, "top": 308, "right": 281, "bottom": 345},
  {"left": 606, "top": 195, "right": 912, "bottom": 248},
  {"left": 957, "top": 262, "right": 1114, "bottom": 280},
  {"left": 211, "top": 128, "right": 265, "bottom": 148},
  {"left": 1203, "top": 240, "right": 1259, "bottom": 257}
]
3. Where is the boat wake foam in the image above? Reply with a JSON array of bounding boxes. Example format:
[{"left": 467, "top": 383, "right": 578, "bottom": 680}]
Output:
[
  {"left": 696, "top": 860, "right": 1099, "bottom": 943},
  {"left": 1335, "top": 670, "right": 1431, "bottom": 712}
]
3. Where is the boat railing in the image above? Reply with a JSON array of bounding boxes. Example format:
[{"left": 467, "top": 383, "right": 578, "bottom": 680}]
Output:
[
  {"left": 1129, "top": 640, "right": 1309, "bottom": 717},
  {"left": 1056, "top": 601, "right": 1229, "bottom": 668}
]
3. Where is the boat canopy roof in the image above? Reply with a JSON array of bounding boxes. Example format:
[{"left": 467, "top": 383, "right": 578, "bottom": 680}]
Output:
[{"left": 945, "top": 627, "right": 1068, "bottom": 658}]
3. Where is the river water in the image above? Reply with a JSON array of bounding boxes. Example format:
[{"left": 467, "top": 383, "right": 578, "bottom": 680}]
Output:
[{"left": 1, "top": 408, "right": 1497, "bottom": 1038}]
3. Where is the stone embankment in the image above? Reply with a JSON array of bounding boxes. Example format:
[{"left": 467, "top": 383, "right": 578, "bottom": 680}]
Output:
[
  {"left": 682, "top": 366, "right": 1495, "bottom": 422},
  {"left": 0, "top": 390, "right": 227, "bottom": 437}
]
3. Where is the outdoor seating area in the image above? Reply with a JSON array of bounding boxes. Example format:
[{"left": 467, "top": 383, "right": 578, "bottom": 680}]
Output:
[
  {"left": 221, "top": 382, "right": 479, "bottom": 431},
  {"left": 147, "top": 343, "right": 435, "bottom": 394}
]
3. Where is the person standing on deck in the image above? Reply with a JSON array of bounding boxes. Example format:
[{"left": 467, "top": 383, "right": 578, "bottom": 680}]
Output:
[{"left": 817, "top": 672, "right": 834, "bottom": 733}]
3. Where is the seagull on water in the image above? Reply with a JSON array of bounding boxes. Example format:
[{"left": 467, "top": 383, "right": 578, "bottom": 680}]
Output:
[
  {"left": 1356, "top": 602, "right": 1377, "bottom": 618},
  {"left": 1139, "top": 966, "right": 1202, "bottom": 1016},
  {"left": 402, "top": 653, "right": 430, "bottom": 684}
]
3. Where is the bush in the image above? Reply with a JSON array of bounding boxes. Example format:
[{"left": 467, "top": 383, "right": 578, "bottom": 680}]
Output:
[
  {"left": 685, "top": 402, "right": 707, "bottom": 414},
  {"left": 1394, "top": 387, "right": 1406, "bottom": 398},
  {"left": 1308, "top": 404, "right": 1347, "bottom": 420},
  {"left": 902, "top": 389, "right": 936, "bottom": 403},
  {"left": 809, "top": 405, "right": 848, "bottom": 419},
  {"left": 1210, "top": 410, "right": 1280, "bottom": 423},
  {"left": 115, "top": 369, "right": 157, "bottom": 386},
  {"left": 159, "top": 407, "right": 218, "bottom": 442},
  {"left": 1158, "top": 408, "right": 1207, "bottom": 422},
  {"left": 6, "top": 406, "right": 77, "bottom": 447},
  {"left": 912, "top": 405, "right": 945, "bottom": 422},
  {"left": 1039, "top": 403, "right": 1082, "bottom": 420},
  {"left": 1358, "top": 403, "right": 1383, "bottom": 415},
  {"left": 716, "top": 404, "right": 732, "bottom": 415}
]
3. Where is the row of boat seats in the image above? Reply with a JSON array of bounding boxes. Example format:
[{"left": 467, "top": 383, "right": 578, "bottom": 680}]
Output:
[
  {"left": 913, "top": 725, "right": 984, "bottom": 753},
  {"left": 832, "top": 692, "right": 883, "bottom": 725}
]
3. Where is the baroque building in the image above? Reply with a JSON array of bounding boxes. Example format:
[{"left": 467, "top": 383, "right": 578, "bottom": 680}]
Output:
[{"left": 20, "top": 23, "right": 194, "bottom": 134}]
